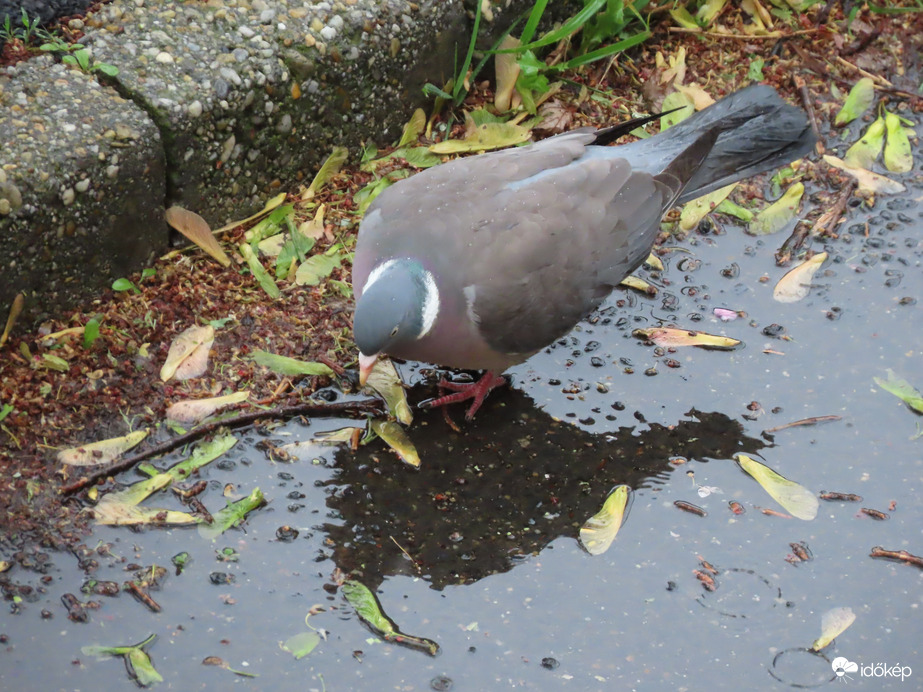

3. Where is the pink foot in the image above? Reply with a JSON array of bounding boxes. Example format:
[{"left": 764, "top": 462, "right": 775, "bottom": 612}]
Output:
[{"left": 420, "top": 371, "right": 508, "bottom": 420}]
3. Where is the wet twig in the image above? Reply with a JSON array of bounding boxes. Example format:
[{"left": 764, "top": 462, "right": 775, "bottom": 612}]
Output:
[
  {"left": 811, "top": 180, "right": 857, "bottom": 239},
  {"left": 60, "top": 397, "right": 384, "bottom": 495},
  {"left": 667, "top": 27, "right": 820, "bottom": 40},
  {"left": 834, "top": 56, "right": 893, "bottom": 87},
  {"left": 869, "top": 547, "right": 923, "bottom": 569},
  {"left": 763, "top": 415, "right": 842, "bottom": 434},
  {"left": 775, "top": 220, "right": 813, "bottom": 266},
  {"left": 793, "top": 75, "right": 824, "bottom": 155}
]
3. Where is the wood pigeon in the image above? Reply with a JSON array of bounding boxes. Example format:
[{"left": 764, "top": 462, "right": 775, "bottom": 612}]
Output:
[{"left": 352, "top": 85, "right": 815, "bottom": 419}]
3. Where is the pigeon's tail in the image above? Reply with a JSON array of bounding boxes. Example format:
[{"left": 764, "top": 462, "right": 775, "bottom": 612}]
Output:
[
  {"left": 673, "top": 85, "right": 816, "bottom": 202},
  {"left": 616, "top": 85, "right": 816, "bottom": 205}
]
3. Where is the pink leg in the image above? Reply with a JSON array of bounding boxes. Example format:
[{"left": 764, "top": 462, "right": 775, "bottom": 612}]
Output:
[{"left": 421, "top": 371, "right": 508, "bottom": 421}]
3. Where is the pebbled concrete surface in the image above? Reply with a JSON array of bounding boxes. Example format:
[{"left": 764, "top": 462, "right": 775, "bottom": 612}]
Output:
[
  {"left": 0, "top": 0, "right": 550, "bottom": 324},
  {"left": 0, "top": 56, "right": 166, "bottom": 322}
]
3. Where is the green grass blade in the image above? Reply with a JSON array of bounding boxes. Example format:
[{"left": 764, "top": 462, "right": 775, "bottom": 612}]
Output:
[
  {"left": 551, "top": 30, "right": 651, "bottom": 71},
  {"left": 520, "top": 0, "right": 550, "bottom": 45}
]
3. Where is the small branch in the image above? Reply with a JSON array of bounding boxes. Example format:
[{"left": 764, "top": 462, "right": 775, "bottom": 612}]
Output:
[
  {"left": 869, "top": 546, "right": 923, "bottom": 569},
  {"left": 667, "top": 27, "right": 820, "bottom": 40},
  {"left": 775, "top": 220, "right": 812, "bottom": 266},
  {"left": 793, "top": 75, "right": 824, "bottom": 155},
  {"left": 834, "top": 56, "right": 893, "bottom": 87},
  {"left": 60, "top": 397, "right": 383, "bottom": 495},
  {"left": 810, "top": 179, "right": 857, "bottom": 238},
  {"left": 764, "top": 415, "right": 842, "bottom": 434}
]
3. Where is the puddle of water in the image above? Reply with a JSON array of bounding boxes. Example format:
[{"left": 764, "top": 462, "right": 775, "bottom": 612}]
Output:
[{"left": 2, "top": 128, "right": 922, "bottom": 692}]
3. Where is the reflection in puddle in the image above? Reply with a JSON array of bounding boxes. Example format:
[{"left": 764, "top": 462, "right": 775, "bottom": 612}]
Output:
[{"left": 321, "top": 388, "right": 765, "bottom": 590}]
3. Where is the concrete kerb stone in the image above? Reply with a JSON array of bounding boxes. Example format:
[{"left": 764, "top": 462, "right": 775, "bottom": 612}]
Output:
[
  {"left": 87, "top": 0, "right": 467, "bottom": 227},
  {"left": 0, "top": 0, "right": 545, "bottom": 324},
  {"left": 0, "top": 55, "right": 166, "bottom": 324}
]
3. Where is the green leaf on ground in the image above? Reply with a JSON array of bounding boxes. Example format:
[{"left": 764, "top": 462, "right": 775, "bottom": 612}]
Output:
[
  {"left": 370, "top": 419, "right": 420, "bottom": 467},
  {"left": 281, "top": 631, "right": 321, "bottom": 660},
  {"left": 579, "top": 485, "right": 631, "bottom": 555},
  {"left": 660, "top": 91, "right": 694, "bottom": 130},
  {"left": 680, "top": 183, "right": 738, "bottom": 231},
  {"left": 250, "top": 351, "right": 334, "bottom": 377},
  {"left": 873, "top": 370, "right": 923, "bottom": 414},
  {"left": 294, "top": 251, "right": 342, "bottom": 286},
  {"left": 364, "top": 358, "right": 412, "bottom": 425},
  {"left": 883, "top": 111, "right": 913, "bottom": 173},
  {"left": 748, "top": 182, "right": 803, "bottom": 235},
  {"left": 834, "top": 78, "right": 876, "bottom": 126},
  {"left": 304, "top": 147, "right": 348, "bottom": 200},
  {"left": 811, "top": 607, "right": 856, "bottom": 651},
  {"left": 342, "top": 579, "right": 439, "bottom": 656},
  {"left": 736, "top": 453, "right": 818, "bottom": 520},
  {"left": 198, "top": 487, "right": 266, "bottom": 539},
  {"left": 844, "top": 115, "right": 885, "bottom": 168}
]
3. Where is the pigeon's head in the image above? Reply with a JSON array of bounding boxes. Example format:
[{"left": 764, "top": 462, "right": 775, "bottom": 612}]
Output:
[{"left": 354, "top": 258, "right": 440, "bottom": 385}]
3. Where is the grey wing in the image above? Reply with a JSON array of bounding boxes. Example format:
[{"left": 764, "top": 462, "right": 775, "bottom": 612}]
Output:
[{"left": 467, "top": 157, "right": 669, "bottom": 356}]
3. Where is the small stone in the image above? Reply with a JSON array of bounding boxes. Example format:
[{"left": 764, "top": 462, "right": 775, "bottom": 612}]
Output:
[
  {"left": 68, "top": 18, "right": 84, "bottom": 30},
  {"left": 75, "top": 179, "right": 90, "bottom": 193},
  {"left": 0, "top": 199, "right": 10, "bottom": 215},
  {"left": 232, "top": 47, "right": 248, "bottom": 62},
  {"left": 238, "top": 25, "right": 256, "bottom": 38},
  {"left": 220, "top": 135, "right": 236, "bottom": 162},
  {"left": 214, "top": 78, "right": 230, "bottom": 99},
  {"left": 276, "top": 114, "right": 292, "bottom": 134},
  {"left": 61, "top": 188, "right": 76, "bottom": 206},
  {"left": 187, "top": 100, "right": 203, "bottom": 117},
  {"left": 106, "top": 165, "right": 120, "bottom": 179},
  {"left": 320, "top": 26, "right": 337, "bottom": 40},
  {"left": 155, "top": 51, "right": 174, "bottom": 64}
]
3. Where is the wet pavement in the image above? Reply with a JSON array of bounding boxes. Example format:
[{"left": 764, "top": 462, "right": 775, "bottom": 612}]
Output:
[{"left": 1, "top": 129, "right": 922, "bottom": 691}]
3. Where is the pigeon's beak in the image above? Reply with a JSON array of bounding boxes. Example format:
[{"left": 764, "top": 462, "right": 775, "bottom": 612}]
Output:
[{"left": 358, "top": 352, "right": 378, "bottom": 387}]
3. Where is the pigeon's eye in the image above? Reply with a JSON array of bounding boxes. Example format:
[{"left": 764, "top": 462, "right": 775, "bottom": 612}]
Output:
[{"left": 389, "top": 326, "right": 399, "bottom": 338}]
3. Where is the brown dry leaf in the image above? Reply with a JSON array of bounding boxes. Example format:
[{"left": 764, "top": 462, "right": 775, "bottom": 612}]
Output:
[
  {"left": 298, "top": 204, "right": 326, "bottom": 241},
  {"left": 164, "top": 207, "right": 231, "bottom": 267},
  {"left": 494, "top": 35, "right": 521, "bottom": 112},
  {"left": 160, "top": 325, "right": 215, "bottom": 382},
  {"left": 658, "top": 46, "right": 687, "bottom": 86},
  {"left": 634, "top": 327, "right": 741, "bottom": 350},
  {"left": 823, "top": 156, "right": 906, "bottom": 194},
  {"left": 0, "top": 293, "right": 24, "bottom": 348},
  {"left": 58, "top": 430, "right": 149, "bottom": 466},
  {"left": 166, "top": 391, "right": 250, "bottom": 425},
  {"left": 773, "top": 252, "right": 828, "bottom": 303},
  {"left": 536, "top": 100, "right": 573, "bottom": 133},
  {"left": 674, "top": 84, "right": 716, "bottom": 110},
  {"left": 93, "top": 501, "right": 198, "bottom": 526}
]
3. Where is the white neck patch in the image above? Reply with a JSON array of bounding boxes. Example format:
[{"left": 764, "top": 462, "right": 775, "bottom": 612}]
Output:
[
  {"left": 418, "top": 269, "right": 440, "bottom": 338},
  {"left": 363, "top": 258, "right": 398, "bottom": 294}
]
